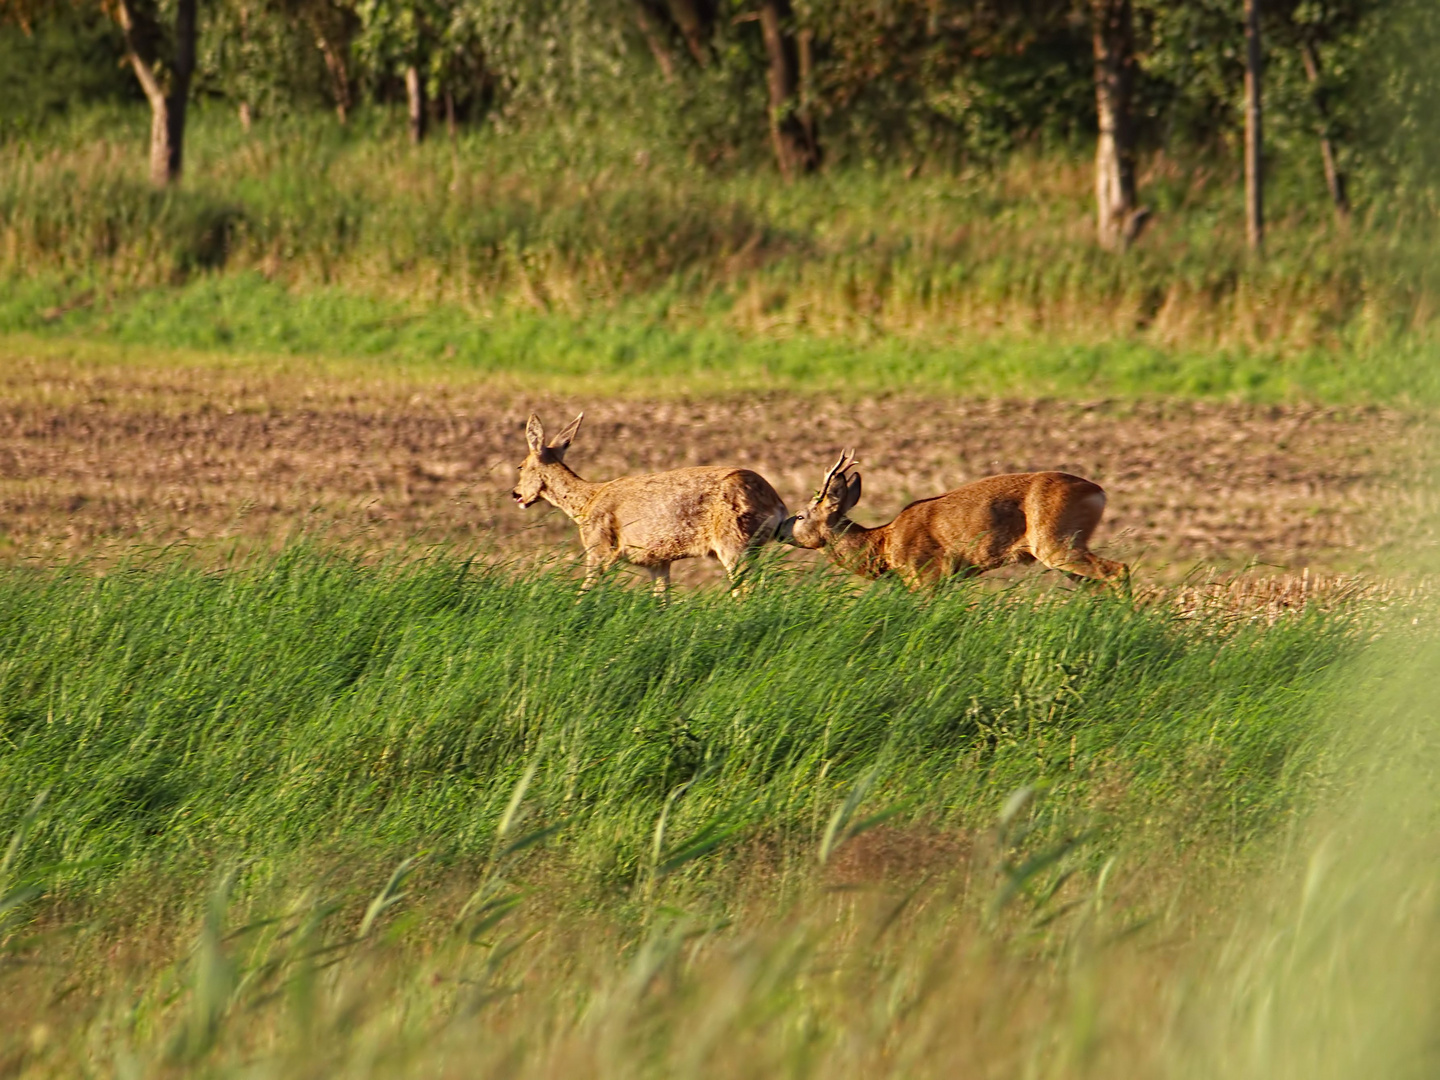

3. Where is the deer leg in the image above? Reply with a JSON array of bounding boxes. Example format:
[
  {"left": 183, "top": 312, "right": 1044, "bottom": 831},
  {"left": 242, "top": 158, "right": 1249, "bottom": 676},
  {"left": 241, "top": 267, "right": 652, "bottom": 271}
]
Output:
[
  {"left": 578, "top": 525, "right": 621, "bottom": 594},
  {"left": 1030, "top": 489, "right": 1128, "bottom": 588},
  {"left": 580, "top": 561, "right": 602, "bottom": 594},
  {"left": 580, "top": 547, "right": 614, "bottom": 594},
  {"left": 719, "top": 500, "right": 789, "bottom": 597},
  {"left": 1076, "top": 554, "right": 1130, "bottom": 589},
  {"left": 904, "top": 562, "right": 944, "bottom": 590},
  {"left": 904, "top": 552, "right": 975, "bottom": 590},
  {"left": 718, "top": 548, "right": 745, "bottom": 596},
  {"left": 717, "top": 546, "right": 756, "bottom": 598},
  {"left": 1043, "top": 547, "right": 1129, "bottom": 588},
  {"left": 896, "top": 566, "right": 928, "bottom": 590}
]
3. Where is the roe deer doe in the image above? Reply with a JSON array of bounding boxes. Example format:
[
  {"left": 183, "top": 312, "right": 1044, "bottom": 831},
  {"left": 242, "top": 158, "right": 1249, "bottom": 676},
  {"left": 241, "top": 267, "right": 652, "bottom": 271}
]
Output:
[
  {"left": 777, "top": 451, "right": 1128, "bottom": 588},
  {"left": 512, "top": 412, "right": 788, "bottom": 594}
]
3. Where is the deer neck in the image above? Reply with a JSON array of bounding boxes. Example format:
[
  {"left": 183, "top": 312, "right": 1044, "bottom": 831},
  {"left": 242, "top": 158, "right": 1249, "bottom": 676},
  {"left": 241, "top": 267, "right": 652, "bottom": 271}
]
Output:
[
  {"left": 540, "top": 461, "right": 601, "bottom": 522},
  {"left": 827, "top": 521, "right": 887, "bottom": 578}
]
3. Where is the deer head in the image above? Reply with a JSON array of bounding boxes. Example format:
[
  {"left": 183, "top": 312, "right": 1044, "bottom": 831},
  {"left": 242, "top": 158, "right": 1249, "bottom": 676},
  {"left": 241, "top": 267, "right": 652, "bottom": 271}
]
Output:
[
  {"left": 512, "top": 412, "right": 584, "bottom": 507},
  {"left": 777, "top": 450, "right": 862, "bottom": 548}
]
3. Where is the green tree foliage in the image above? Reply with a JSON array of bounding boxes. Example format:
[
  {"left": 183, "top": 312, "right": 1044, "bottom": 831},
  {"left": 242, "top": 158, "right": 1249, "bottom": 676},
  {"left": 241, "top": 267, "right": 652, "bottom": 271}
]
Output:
[
  {"left": 1352, "top": 0, "right": 1440, "bottom": 212},
  {"left": 798, "top": 0, "right": 1092, "bottom": 164},
  {"left": 199, "top": 1, "right": 338, "bottom": 120},
  {"left": 1, "top": 0, "right": 1434, "bottom": 210},
  {"left": 0, "top": 5, "right": 137, "bottom": 137}
]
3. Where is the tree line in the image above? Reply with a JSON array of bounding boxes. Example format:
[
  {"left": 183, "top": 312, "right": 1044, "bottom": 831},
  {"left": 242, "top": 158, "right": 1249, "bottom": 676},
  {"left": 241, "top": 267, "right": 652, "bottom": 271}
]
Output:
[{"left": 2, "top": 0, "right": 1434, "bottom": 250}]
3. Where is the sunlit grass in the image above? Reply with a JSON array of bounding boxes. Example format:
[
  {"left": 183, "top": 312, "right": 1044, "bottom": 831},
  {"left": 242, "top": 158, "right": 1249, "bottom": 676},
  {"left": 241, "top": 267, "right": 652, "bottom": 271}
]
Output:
[
  {"left": 7, "top": 275, "right": 1440, "bottom": 403},
  {"left": 0, "top": 546, "right": 1365, "bottom": 890},
  {"left": 0, "top": 542, "right": 1422, "bottom": 1078},
  {"left": 3, "top": 106, "right": 1438, "bottom": 403}
]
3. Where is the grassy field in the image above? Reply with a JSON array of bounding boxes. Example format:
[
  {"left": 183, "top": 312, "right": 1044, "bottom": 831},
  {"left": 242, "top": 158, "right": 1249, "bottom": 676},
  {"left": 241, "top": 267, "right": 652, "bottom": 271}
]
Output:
[
  {"left": 3, "top": 101, "right": 1438, "bottom": 1078},
  {"left": 0, "top": 546, "right": 1415, "bottom": 1078},
  {"left": 0, "top": 549, "right": 1366, "bottom": 880},
  {"left": 10, "top": 274, "right": 1440, "bottom": 403},
  {"left": 4, "top": 106, "right": 1440, "bottom": 404}
]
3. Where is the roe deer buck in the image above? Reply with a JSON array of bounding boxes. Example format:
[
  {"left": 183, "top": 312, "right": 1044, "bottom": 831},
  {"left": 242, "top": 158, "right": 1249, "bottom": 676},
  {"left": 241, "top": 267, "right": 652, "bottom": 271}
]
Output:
[
  {"left": 512, "top": 412, "right": 788, "bottom": 594},
  {"left": 777, "top": 451, "right": 1128, "bottom": 588}
]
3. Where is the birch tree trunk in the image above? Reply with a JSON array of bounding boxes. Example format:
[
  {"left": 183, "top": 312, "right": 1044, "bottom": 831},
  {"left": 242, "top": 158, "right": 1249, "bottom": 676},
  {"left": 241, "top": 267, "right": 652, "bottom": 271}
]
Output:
[
  {"left": 1092, "top": 0, "right": 1143, "bottom": 250},
  {"left": 406, "top": 63, "right": 427, "bottom": 145},
  {"left": 1244, "top": 0, "right": 1264, "bottom": 252}
]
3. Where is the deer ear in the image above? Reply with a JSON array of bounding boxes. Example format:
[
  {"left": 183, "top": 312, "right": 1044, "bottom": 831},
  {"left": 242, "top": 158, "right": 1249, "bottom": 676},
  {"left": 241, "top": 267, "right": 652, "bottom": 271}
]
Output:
[
  {"left": 525, "top": 414, "right": 545, "bottom": 454},
  {"left": 550, "top": 412, "right": 584, "bottom": 456},
  {"left": 841, "top": 473, "right": 863, "bottom": 513}
]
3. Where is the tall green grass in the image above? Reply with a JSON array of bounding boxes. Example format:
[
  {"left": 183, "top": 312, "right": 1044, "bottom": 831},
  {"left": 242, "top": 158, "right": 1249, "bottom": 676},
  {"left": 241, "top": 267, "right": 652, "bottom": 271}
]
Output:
[
  {"left": 0, "top": 545, "right": 1411, "bottom": 1080},
  {"left": 4, "top": 106, "right": 1439, "bottom": 402},
  {"left": 0, "top": 547, "right": 1367, "bottom": 902}
]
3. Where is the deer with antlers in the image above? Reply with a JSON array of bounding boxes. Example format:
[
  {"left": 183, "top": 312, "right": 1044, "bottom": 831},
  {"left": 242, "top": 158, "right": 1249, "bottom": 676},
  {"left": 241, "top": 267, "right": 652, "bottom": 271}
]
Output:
[
  {"left": 512, "top": 412, "right": 788, "bottom": 594},
  {"left": 777, "top": 451, "right": 1128, "bottom": 589}
]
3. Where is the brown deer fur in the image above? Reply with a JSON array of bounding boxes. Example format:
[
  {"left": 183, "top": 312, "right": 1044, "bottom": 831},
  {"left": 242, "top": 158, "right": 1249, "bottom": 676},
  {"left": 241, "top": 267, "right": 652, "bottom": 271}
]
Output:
[
  {"left": 512, "top": 413, "right": 788, "bottom": 593},
  {"left": 778, "top": 451, "right": 1127, "bottom": 588}
]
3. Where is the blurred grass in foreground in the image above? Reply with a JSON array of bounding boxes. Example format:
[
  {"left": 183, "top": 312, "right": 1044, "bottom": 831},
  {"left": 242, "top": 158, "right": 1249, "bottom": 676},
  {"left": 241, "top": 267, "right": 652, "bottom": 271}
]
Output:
[
  {"left": 1164, "top": 621, "right": 1440, "bottom": 1080},
  {"left": 0, "top": 545, "right": 1419, "bottom": 1077}
]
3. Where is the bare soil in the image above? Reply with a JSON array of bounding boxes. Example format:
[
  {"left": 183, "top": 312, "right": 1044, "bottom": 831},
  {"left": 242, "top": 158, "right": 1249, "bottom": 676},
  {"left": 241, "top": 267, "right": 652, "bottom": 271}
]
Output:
[{"left": 1, "top": 355, "right": 1429, "bottom": 593}]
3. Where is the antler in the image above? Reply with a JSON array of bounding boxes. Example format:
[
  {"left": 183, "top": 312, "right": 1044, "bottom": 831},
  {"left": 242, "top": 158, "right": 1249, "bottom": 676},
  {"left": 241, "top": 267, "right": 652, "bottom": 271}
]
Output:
[{"left": 818, "top": 448, "right": 858, "bottom": 502}]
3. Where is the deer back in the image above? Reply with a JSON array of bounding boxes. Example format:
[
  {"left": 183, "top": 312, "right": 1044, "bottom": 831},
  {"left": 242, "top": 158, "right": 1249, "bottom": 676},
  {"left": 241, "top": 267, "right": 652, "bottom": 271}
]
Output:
[
  {"left": 584, "top": 466, "right": 788, "bottom": 563},
  {"left": 879, "top": 471, "right": 1112, "bottom": 580}
]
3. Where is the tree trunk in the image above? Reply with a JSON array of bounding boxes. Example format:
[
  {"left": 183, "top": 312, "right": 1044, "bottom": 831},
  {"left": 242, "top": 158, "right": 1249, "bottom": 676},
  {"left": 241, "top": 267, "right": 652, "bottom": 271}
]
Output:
[
  {"left": 115, "top": 0, "right": 197, "bottom": 187},
  {"left": 1244, "top": 0, "right": 1264, "bottom": 252},
  {"left": 758, "top": 0, "right": 819, "bottom": 179},
  {"left": 316, "top": 32, "right": 353, "bottom": 125},
  {"left": 633, "top": 0, "right": 678, "bottom": 82},
  {"left": 1300, "top": 38, "right": 1349, "bottom": 221},
  {"left": 406, "top": 63, "right": 427, "bottom": 145},
  {"left": 798, "top": 26, "right": 815, "bottom": 150},
  {"left": 1092, "top": 0, "right": 1143, "bottom": 250},
  {"left": 666, "top": 0, "right": 711, "bottom": 67},
  {"left": 166, "top": 0, "right": 196, "bottom": 180},
  {"left": 237, "top": 5, "right": 253, "bottom": 133}
]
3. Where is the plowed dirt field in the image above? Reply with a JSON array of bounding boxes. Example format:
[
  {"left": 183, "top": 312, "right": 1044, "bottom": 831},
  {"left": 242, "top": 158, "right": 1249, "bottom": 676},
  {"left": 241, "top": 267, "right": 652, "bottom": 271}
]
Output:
[{"left": 2, "top": 354, "right": 1428, "bottom": 595}]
